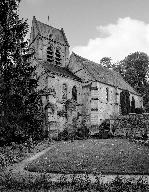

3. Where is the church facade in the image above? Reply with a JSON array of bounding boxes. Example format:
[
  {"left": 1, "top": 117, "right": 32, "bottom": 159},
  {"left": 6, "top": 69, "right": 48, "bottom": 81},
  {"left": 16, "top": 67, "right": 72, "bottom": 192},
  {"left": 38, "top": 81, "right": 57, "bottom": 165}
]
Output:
[{"left": 29, "top": 16, "right": 143, "bottom": 134}]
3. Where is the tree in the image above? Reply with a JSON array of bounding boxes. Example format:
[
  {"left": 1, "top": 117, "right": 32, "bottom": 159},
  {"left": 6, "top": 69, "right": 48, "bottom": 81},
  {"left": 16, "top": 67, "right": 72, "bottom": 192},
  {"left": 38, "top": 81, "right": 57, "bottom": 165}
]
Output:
[
  {"left": 100, "top": 57, "right": 113, "bottom": 68},
  {"left": 0, "top": 0, "right": 44, "bottom": 143},
  {"left": 113, "top": 52, "right": 149, "bottom": 112},
  {"left": 122, "top": 52, "right": 149, "bottom": 94}
]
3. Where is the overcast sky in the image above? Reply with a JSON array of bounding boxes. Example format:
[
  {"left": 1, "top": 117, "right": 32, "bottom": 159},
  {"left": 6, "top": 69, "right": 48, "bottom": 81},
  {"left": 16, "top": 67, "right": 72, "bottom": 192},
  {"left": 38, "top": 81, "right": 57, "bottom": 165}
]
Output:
[{"left": 19, "top": 0, "right": 149, "bottom": 63}]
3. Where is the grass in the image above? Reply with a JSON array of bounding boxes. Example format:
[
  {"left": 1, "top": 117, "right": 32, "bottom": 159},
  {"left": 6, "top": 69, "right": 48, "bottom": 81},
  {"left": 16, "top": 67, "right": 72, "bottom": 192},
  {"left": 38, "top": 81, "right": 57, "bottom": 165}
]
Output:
[
  {"left": 25, "top": 138, "right": 149, "bottom": 174},
  {"left": 0, "top": 139, "right": 52, "bottom": 170}
]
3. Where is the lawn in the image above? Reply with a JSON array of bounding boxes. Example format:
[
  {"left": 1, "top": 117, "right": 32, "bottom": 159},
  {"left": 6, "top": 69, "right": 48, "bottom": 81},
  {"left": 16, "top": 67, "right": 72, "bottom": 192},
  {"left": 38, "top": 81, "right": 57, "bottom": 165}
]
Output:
[
  {"left": 25, "top": 139, "right": 149, "bottom": 174},
  {"left": 0, "top": 139, "right": 52, "bottom": 170}
]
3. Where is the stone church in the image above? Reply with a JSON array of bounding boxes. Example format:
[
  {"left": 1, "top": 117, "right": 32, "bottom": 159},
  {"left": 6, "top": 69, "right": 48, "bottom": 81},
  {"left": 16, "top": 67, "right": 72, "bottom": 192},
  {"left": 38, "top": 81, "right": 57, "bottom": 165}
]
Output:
[{"left": 29, "top": 16, "right": 143, "bottom": 134}]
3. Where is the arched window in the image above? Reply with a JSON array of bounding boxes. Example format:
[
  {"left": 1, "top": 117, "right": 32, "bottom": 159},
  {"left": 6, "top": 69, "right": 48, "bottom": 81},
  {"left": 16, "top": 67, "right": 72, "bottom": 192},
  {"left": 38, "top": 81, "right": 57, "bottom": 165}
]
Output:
[
  {"left": 72, "top": 86, "right": 77, "bottom": 101},
  {"left": 47, "top": 45, "right": 54, "bottom": 63},
  {"left": 55, "top": 47, "right": 62, "bottom": 66},
  {"left": 120, "top": 90, "right": 130, "bottom": 115},
  {"left": 131, "top": 96, "right": 135, "bottom": 113},
  {"left": 106, "top": 87, "right": 109, "bottom": 102},
  {"left": 62, "top": 83, "right": 67, "bottom": 100},
  {"left": 49, "top": 34, "right": 52, "bottom": 39}
]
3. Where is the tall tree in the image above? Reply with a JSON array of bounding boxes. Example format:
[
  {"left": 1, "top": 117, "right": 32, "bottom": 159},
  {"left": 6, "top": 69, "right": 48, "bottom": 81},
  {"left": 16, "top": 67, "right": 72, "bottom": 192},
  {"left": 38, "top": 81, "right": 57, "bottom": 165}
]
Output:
[
  {"left": 0, "top": 0, "right": 44, "bottom": 143},
  {"left": 113, "top": 52, "right": 149, "bottom": 111},
  {"left": 100, "top": 57, "right": 112, "bottom": 68},
  {"left": 122, "top": 52, "right": 149, "bottom": 93}
]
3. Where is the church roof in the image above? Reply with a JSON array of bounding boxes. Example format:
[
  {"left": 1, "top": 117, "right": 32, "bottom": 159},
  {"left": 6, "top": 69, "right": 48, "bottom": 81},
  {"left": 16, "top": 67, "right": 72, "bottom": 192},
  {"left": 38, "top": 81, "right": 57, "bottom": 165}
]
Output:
[
  {"left": 32, "top": 16, "right": 69, "bottom": 46},
  {"left": 39, "top": 61, "right": 82, "bottom": 82},
  {"left": 71, "top": 52, "right": 140, "bottom": 96}
]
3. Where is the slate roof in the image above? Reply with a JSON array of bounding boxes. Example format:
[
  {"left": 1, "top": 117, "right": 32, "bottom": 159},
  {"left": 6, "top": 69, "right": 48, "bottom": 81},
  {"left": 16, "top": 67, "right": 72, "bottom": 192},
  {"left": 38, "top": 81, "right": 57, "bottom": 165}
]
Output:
[
  {"left": 39, "top": 60, "right": 82, "bottom": 82},
  {"left": 33, "top": 16, "right": 69, "bottom": 46},
  {"left": 71, "top": 52, "right": 140, "bottom": 96}
]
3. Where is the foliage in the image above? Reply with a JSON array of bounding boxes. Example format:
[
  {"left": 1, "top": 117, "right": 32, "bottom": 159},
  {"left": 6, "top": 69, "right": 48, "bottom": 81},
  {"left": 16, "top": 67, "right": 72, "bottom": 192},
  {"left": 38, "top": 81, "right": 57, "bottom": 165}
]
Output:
[
  {"left": 97, "top": 119, "right": 113, "bottom": 139},
  {"left": 122, "top": 52, "right": 149, "bottom": 93},
  {"left": 0, "top": 139, "right": 50, "bottom": 170},
  {"left": 113, "top": 52, "right": 149, "bottom": 111},
  {"left": 114, "top": 52, "right": 149, "bottom": 91},
  {"left": 57, "top": 127, "right": 69, "bottom": 141},
  {"left": 75, "top": 125, "right": 90, "bottom": 140},
  {"left": 113, "top": 114, "right": 148, "bottom": 140},
  {"left": 57, "top": 109, "right": 67, "bottom": 118},
  {"left": 135, "top": 107, "right": 144, "bottom": 114},
  {"left": 100, "top": 57, "right": 113, "bottom": 68},
  {"left": 0, "top": 0, "right": 44, "bottom": 143}
]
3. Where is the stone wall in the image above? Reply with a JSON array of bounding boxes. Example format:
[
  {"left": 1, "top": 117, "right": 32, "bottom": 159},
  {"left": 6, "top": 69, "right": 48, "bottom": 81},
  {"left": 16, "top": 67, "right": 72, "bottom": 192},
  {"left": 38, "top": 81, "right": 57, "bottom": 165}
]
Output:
[
  {"left": 46, "top": 74, "right": 82, "bottom": 132},
  {"left": 82, "top": 83, "right": 91, "bottom": 128},
  {"left": 90, "top": 81, "right": 143, "bottom": 128},
  {"left": 112, "top": 113, "right": 149, "bottom": 138}
]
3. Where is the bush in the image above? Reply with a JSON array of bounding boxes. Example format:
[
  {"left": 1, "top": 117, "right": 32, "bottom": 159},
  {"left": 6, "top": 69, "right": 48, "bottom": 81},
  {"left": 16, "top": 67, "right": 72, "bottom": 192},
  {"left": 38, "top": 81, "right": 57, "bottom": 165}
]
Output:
[
  {"left": 75, "top": 125, "right": 90, "bottom": 140},
  {"left": 135, "top": 107, "right": 144, "bottom": 114},
  {"left": 58, "top": 128, "right": 69, "bottom": 141},
  {"left": 57, "top": 123, "right": 90, "bottom": 141},
  {"left": 97, "top": 119, "right": 113, "bottom": 139}
]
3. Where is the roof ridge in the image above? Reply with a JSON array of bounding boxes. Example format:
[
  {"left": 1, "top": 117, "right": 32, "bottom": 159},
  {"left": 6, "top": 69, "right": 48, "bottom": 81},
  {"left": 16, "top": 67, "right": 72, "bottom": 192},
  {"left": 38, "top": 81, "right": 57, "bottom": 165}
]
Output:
[
  {"left": 72, "top": 52, "right": 140, "bottom": 96},
  {"left": 72, "top": 52, "right": 111, "bottom": 72}
]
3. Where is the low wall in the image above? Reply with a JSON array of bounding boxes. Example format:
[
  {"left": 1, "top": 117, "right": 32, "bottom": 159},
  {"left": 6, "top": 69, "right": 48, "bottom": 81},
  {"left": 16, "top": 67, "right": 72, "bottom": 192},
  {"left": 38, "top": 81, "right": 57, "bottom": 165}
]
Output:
[{"left": 112, "top": 113, "right": 149, "bottom": 138}]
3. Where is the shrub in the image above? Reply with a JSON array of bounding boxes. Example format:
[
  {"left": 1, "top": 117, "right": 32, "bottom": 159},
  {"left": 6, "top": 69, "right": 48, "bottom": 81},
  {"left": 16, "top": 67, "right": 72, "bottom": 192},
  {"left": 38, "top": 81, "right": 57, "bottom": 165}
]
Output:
[
  {"left": 135, "top": 107, "right": 144, "bottom": 114},
  {"left": 97, "top": 119, "right": 113, "bottom": 139},
  {"left": 58, "top": 128, "right": 69, "bottom": 141},
  {"left": 75, "top": 125, "right": 90, "bottom": 140}
]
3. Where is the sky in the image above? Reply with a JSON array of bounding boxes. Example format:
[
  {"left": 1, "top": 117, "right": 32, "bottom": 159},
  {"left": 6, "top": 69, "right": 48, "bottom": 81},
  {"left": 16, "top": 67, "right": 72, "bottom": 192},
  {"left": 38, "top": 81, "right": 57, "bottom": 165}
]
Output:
[{"left": 19, "top": 0, "right": 149, "bottom": 63}]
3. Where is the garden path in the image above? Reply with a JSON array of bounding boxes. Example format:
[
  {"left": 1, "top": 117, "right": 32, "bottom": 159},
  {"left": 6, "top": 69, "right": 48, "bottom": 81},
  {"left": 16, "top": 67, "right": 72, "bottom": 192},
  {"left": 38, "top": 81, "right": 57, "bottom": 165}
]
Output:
[{"left": 0, "top": 141, "right": 58, "bottom": 184}]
